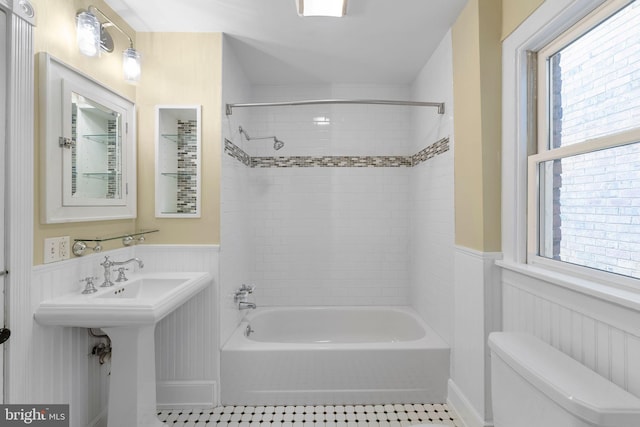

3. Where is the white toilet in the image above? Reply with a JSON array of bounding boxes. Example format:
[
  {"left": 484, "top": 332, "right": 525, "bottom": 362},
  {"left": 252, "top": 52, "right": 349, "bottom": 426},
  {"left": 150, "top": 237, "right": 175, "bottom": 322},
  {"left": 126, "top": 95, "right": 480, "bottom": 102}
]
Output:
[{"left": 489, "top": 332, "right": 640, "bottom": 427}]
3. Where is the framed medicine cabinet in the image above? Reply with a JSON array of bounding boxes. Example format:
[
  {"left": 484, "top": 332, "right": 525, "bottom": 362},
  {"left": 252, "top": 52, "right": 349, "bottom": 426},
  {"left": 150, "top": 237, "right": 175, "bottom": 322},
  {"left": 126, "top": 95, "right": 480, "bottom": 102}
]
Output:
[
  {"left": 39, "top": 53, "right": 137, "bottom": 223},
  {"left": 155, "top": 105, "right": 201, "bottom": 218}
]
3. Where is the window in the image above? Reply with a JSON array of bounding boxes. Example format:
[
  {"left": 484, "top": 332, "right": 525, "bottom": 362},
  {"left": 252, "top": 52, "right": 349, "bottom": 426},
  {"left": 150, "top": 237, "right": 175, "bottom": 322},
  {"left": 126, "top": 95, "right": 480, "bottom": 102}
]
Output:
[{"left": 529, "top": 0, "right": 640, "bottom": 283}]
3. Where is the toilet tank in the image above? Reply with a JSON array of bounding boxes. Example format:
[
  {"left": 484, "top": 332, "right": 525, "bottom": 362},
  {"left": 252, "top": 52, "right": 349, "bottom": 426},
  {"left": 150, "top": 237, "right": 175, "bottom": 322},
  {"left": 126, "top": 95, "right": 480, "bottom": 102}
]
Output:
[{"left": 489, "top": 332, "right": 640, "bottom": 427}]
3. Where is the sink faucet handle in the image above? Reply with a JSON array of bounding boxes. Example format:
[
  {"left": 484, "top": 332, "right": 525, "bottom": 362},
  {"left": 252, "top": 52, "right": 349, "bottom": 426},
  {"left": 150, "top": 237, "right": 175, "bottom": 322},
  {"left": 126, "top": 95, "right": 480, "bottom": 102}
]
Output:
[
  {"left": 115, "top": 267, "right": 129, "bottom": 283},
  {"left": 80, "top": 276, "right": 99, "bottom": 294}
]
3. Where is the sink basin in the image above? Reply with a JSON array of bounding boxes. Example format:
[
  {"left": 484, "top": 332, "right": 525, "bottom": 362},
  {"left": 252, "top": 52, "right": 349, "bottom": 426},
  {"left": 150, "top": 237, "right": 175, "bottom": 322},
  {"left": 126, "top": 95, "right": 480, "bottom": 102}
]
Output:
[
  {"left": 96, "top": 278, "right": 186, "bottom": 300},
  {"left": 34, "top": 271, "right": 212, "bottom": 427},
  {"left": 34, "top": 272, "right": 212, "bottom": 328}
]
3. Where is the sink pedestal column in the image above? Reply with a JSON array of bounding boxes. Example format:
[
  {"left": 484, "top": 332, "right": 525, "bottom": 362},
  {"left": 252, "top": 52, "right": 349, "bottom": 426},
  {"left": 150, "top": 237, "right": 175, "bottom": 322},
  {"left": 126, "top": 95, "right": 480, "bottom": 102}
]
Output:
[{"left": 103, "top": 325, "right": 164, "bottom": 427}]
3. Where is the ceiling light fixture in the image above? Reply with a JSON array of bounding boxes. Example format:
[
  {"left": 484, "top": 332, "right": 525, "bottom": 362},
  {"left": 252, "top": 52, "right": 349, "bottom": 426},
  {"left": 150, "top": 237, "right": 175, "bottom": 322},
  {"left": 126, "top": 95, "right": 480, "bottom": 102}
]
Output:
[
  {"left": 76, "top": 5, "right": 142, "bottom": 84},
  {"left": 296, "top": 0, "right": 347, "bottom": 17}
]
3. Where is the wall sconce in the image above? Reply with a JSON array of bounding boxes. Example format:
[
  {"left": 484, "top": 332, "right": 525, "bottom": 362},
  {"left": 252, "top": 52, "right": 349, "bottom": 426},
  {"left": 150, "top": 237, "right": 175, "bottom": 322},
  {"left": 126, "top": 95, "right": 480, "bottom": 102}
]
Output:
[{"left": 76, "top": 5, "right": 141, "bottom": 84}]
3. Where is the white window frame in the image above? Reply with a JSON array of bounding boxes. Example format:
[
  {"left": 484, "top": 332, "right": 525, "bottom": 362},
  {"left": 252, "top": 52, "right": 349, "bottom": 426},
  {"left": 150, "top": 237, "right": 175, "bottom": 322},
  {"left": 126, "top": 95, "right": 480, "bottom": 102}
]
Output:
[
  {"left": 501, "top": 0, "right": 640, "bottom": 306},
  {"left": 527, "top": 0, "right": 640, "bottom": 290}
]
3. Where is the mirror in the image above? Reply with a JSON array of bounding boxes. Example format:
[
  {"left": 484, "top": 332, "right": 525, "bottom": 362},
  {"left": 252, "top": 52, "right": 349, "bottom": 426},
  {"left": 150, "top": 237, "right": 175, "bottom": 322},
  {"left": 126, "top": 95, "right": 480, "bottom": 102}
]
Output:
[
  {"left": 39, "top": 53, "right": 136, "bottom": 223},
  {"left": 155, "top": 105, "right": 201, "bottom": 218}
]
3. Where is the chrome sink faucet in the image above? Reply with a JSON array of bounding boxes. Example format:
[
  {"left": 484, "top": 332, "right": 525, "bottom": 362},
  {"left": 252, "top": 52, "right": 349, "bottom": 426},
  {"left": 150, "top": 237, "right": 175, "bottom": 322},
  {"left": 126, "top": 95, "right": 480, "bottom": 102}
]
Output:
[{"left": 100, "top": 256, "right": 144, "bottom": 287}]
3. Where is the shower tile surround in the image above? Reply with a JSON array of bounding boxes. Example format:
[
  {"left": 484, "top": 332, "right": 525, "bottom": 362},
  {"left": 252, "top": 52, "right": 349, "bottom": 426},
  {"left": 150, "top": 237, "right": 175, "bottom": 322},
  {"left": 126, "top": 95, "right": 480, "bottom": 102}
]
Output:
[
  {"left": 158, "top": 403, "right": 462, "bottom": 426},
  {"left": 221, "top": 37, "right": 455, "bottom": 356},
  {"left": 223, "top": 135, "right": 450, "bottom": 310},
  {"left": 221, "top": 71, "right": 455, "bottom": 346}
]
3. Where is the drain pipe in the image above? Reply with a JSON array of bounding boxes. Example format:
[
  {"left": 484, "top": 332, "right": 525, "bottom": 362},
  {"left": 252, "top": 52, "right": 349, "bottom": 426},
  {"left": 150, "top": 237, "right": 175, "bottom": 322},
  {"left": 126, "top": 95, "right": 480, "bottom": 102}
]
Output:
[{"left": 88, "top": 328, "right": 112, "bottom": 365}]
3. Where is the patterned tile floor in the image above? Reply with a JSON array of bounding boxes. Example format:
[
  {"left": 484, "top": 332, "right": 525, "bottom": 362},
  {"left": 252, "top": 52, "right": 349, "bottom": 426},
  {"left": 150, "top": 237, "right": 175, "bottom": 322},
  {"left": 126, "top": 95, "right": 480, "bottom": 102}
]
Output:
[{"left": 158, "top": 403, "right": 463, "bottom": 426}]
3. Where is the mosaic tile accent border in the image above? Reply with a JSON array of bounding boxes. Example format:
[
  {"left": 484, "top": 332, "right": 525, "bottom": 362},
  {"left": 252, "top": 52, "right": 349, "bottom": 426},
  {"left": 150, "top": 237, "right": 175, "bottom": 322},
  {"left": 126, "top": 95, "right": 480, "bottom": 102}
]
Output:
[
  {"left": 176, "top": 120, "right": 198, "bottom": 214},
  {"left": 106, "top": 119, "right": 119, "bottom": 199},
  {"left": 412, "top": 137, "right": 449, "bottom": 166},
  {"left": 158, "top": 403, "right": 462, "bottom": 426},
  {"left": 225, "top": 139, "right": 252, "bottom": 166},
  {"left": 251, "top": 155, "right": 412, "bottom": 168},
  {"left": 224, "top": 138, "right": 449, "bottom": 169}
]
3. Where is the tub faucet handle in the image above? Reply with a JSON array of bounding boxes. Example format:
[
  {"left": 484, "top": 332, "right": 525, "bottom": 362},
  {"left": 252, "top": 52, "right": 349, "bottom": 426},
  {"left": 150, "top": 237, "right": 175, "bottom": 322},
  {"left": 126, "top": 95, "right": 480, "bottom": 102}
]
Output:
[{"left": 240, "top": 284, "right": 255, "bottom": 294}]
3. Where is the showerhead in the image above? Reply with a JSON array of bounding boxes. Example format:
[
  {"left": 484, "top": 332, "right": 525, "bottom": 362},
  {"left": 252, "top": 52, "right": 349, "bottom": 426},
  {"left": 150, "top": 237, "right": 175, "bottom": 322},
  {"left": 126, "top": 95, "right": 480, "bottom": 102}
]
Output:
[{"left": 273, "top": 138, "right": 285, "bottom": 151}]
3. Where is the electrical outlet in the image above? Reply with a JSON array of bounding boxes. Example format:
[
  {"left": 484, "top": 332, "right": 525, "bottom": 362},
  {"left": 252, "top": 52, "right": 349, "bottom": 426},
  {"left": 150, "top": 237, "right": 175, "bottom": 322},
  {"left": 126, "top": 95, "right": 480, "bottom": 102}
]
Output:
[
  {"left": 59, "top": 236, "right": 70, "bottom": 260},
  {"left": 44, "top": 237, "right": 60, "bottom": 264},
  {"left": 43, "top": 236, "right": 71, "bottom": 263}
]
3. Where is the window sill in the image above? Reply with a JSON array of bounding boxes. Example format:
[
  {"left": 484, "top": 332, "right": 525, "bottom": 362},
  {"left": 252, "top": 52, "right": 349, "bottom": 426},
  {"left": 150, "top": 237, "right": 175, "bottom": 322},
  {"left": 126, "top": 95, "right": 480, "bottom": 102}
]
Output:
[{"left": 496, "top": 260, "right": 640, "bottom": 312}]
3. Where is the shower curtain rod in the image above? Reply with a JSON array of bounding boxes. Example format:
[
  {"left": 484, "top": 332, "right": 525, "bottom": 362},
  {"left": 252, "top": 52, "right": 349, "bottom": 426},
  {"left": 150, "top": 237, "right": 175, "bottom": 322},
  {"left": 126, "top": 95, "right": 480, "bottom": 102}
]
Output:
[{"left": 225, "top": 99, "right": 445, "bottom": 116}]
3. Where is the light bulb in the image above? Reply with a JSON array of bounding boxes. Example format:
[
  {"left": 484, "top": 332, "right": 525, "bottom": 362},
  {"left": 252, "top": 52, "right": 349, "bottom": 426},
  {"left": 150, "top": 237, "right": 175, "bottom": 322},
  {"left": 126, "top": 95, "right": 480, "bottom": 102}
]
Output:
[{"left": 123, "top": 47, "right": 141, "bottom": 84}]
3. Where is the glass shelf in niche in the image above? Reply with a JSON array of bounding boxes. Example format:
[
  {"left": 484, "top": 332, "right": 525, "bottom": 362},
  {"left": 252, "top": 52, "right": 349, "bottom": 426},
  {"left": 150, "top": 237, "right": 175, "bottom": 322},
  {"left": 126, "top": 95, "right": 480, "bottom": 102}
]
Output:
[
  {"left": 82, "top": 134, "right": 118, "bottom": 144},
  {"left": 81, "top": 171, "right": 122, "bottom": 180},
  {"left": 160, "top": 172, "right": 196, "bottom": 177},
  {"left": 156, "top": 105, "right": 201, "bottom": 218},
  {"left": 160, "top": 211, "right": 195, "bottom": 215},
  {"left": 161, "top": 134, "right": 197, "bottom": 143}
]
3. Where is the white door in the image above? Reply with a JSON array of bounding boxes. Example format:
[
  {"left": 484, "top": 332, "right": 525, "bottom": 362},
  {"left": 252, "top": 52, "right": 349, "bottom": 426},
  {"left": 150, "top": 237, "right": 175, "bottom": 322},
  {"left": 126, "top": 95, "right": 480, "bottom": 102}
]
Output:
[{"left": 0, "top": 7, "right": 8, "bottom": 403}]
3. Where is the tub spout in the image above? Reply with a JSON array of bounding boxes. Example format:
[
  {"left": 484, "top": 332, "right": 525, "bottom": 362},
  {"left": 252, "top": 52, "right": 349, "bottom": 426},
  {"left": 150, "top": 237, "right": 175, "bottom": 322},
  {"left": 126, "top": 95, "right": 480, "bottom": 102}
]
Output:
[{"left": 238, "top": 301, "right": 256, "bottom": 310}]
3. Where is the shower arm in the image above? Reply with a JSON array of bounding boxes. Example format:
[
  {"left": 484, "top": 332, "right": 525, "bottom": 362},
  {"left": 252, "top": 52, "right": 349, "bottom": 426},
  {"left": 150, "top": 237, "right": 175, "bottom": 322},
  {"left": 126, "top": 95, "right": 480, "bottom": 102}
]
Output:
[{"left": 238, "top": 126, "right": 279, "bottom": 143}]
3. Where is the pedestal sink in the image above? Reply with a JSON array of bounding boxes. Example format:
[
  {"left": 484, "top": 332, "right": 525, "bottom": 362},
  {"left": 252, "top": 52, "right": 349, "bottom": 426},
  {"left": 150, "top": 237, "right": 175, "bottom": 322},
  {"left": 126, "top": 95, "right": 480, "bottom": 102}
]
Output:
[{"left": 34, "top": 272, "right": 212, "bottom": 427}]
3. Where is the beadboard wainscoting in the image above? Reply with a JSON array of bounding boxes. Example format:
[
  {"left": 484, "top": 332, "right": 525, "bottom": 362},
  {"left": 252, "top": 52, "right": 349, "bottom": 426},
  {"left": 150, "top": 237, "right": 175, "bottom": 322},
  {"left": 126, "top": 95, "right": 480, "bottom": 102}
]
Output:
[
  {"left": 135, "top": 245, "right": 220, "bottom": 408},
  {"left": 30, "top": 245, "right": 219, "bottom": 426},
  {"left": 449, "top": 247, "right": 502, "bottom": 427},
  {"left": 501, "top": 267, "right": 640, "bottom": 398},
  {"left": 5, "top": 4, "right": 35, "bottom": 405}
]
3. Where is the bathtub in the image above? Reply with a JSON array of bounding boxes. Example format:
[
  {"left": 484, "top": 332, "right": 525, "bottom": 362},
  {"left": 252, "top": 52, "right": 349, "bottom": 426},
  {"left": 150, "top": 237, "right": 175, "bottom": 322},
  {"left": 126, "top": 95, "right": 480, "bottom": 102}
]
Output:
[{"left": 221, "top": 306, "right": 450, "bottom": 405}]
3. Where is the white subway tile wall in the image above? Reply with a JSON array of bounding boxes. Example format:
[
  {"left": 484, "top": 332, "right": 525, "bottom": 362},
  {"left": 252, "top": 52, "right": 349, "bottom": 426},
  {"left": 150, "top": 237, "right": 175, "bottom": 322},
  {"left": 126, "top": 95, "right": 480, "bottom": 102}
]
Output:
[
  {"left": 222, "top": 84, "right": 441, "bottom": 308},
  {"left": 248, "top": 166, "right": 411, "bottom": 307},
  {"left": 409, "top": 31, "right": 455, "bottom": 345},
  {"left": 221, "top": 34, "right": 257, "bottom": 345}
]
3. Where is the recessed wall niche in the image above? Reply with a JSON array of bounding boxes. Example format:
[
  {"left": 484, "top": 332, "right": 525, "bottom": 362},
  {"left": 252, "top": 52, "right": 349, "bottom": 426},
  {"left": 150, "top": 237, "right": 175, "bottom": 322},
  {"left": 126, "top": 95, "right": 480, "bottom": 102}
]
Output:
[{"left": 155, "top": 105, "right": 201, "bottom": 218}]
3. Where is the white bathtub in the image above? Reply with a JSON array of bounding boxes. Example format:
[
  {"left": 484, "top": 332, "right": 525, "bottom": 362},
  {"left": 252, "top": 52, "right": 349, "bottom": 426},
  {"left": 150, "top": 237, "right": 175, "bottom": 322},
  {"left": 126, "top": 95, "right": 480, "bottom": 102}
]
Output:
[{"left": 221, "top": 306, "right": 450, "bottom": 405}]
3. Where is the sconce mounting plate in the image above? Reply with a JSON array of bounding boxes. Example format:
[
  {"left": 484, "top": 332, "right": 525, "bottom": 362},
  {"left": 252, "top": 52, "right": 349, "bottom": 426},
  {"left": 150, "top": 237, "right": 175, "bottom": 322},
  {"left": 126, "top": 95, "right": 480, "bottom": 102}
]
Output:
[{"left": 100, "top": 26, "right": 114, "bottom": 53}]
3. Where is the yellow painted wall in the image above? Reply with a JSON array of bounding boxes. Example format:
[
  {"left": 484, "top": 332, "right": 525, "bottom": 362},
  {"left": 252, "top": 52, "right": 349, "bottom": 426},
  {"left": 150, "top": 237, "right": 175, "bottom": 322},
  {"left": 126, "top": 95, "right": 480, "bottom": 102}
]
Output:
[
  {"left": 135, "top": 32, "right": 221, "bottom": 245},
  {"left": 478, "top": 0, "right": 503, "bottom": 252},
  {"left": 452, "top": 0, "right": 485, "bottom": 250},
  {"left": 32, "top": 1, "right": 222, "bottom": 264},
  {"left": 502, "top": 0, "right": 545, "bottom": 39},
  {"left": 452, "top": 0, "right": 543, "bottom": 252},
  {"left": 452, "top": 0, "right": 502, "bottom": 252},
  {"left": 32, "top": 0, "right": 137, "bottom": 264}
]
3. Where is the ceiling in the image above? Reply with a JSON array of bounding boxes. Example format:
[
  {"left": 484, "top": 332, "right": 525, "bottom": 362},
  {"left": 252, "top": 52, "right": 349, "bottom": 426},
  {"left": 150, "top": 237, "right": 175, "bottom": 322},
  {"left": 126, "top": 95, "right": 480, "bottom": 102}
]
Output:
[{"left": 104, "top": 0, "right": 467, "bottom": 85}]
